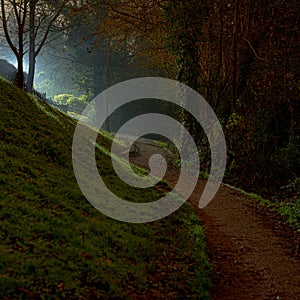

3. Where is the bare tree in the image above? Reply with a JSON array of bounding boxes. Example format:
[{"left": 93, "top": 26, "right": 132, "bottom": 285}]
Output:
[
  {"left": 1, "top": 0, "right": 27, "bottom": 87},
  {"left": 0, "top": 0, "right": 70, "bottom": 91},
  {"left": 27, "top": 0, "right": 68, "bottom": 92}
]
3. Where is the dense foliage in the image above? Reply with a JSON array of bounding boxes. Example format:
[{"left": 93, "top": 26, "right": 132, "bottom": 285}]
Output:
[{"left": 164, "top": 0, "right": 299, "bottom": 201}]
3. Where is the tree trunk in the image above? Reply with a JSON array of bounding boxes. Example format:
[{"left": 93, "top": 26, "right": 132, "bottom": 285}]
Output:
[
  {"left": 14, "top": 24, "right": 25, "bottom": 89},
  {"left": 14, "top": 55, "right": 24, "bottom": 89},
  {"left": 27, "top": 0, "right": 37, "bottom": 93},
  {"left": 232, "top": 0, "right": 239, "bottom": 113}
]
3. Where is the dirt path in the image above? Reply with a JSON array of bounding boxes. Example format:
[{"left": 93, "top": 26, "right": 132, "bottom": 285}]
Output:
[{"left": 129, "top": 139, "right": 300, "bottom": 300}]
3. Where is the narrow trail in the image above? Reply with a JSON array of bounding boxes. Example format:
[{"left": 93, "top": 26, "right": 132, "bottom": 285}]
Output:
[{"left": 129, "top": 139, "right": 300, "bottom": 299}]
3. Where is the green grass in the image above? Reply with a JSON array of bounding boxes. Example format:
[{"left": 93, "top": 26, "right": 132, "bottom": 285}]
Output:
[
  {"left": 0, "top": 78, "right": 212, "bottom": 299},
  {"left": 247, "top": 193, "right": 300, "bottom": 229},
  {"left": 223, "top": 183, "right": 300, "bottom": 230}
]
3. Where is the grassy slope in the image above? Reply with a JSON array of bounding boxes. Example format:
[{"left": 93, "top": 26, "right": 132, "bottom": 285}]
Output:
[{"left": 0, "top": 78, "right": 211, "bottom": 299}]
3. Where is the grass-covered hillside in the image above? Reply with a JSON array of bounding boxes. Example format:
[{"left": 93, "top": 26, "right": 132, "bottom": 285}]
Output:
[{"left": 0, "top": 78, "right": 211, "bottom": 299}]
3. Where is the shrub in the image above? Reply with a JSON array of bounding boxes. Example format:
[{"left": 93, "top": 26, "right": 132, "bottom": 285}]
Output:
[{"left": 54, "top": 94, "right": 75, "bottom": 105}]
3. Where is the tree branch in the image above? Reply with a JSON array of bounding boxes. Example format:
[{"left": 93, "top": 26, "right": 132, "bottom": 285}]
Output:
[
  {"left": 1, "top": 0, "right": 18, "bottom": 56},
  {"left": 241, "top": 37, "right": 265, "bottom": 61},
  {"left": 35, "top": 0, "right": 68, "bottom": 56}
]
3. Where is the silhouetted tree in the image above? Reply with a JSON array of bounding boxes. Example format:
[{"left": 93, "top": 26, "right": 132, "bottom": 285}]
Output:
[{"left": 1, "top": 0, "right": 70, "bottom": 91}]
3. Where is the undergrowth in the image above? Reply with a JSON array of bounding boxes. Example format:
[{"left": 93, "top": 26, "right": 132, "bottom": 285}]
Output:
[{"left": 223, "top": 184, "right": 300, "bottom": 230}]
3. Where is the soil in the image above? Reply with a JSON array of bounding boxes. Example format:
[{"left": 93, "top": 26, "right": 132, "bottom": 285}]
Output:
[{"left": 129, "top": 138, "right": 300, "bottom": 300}]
